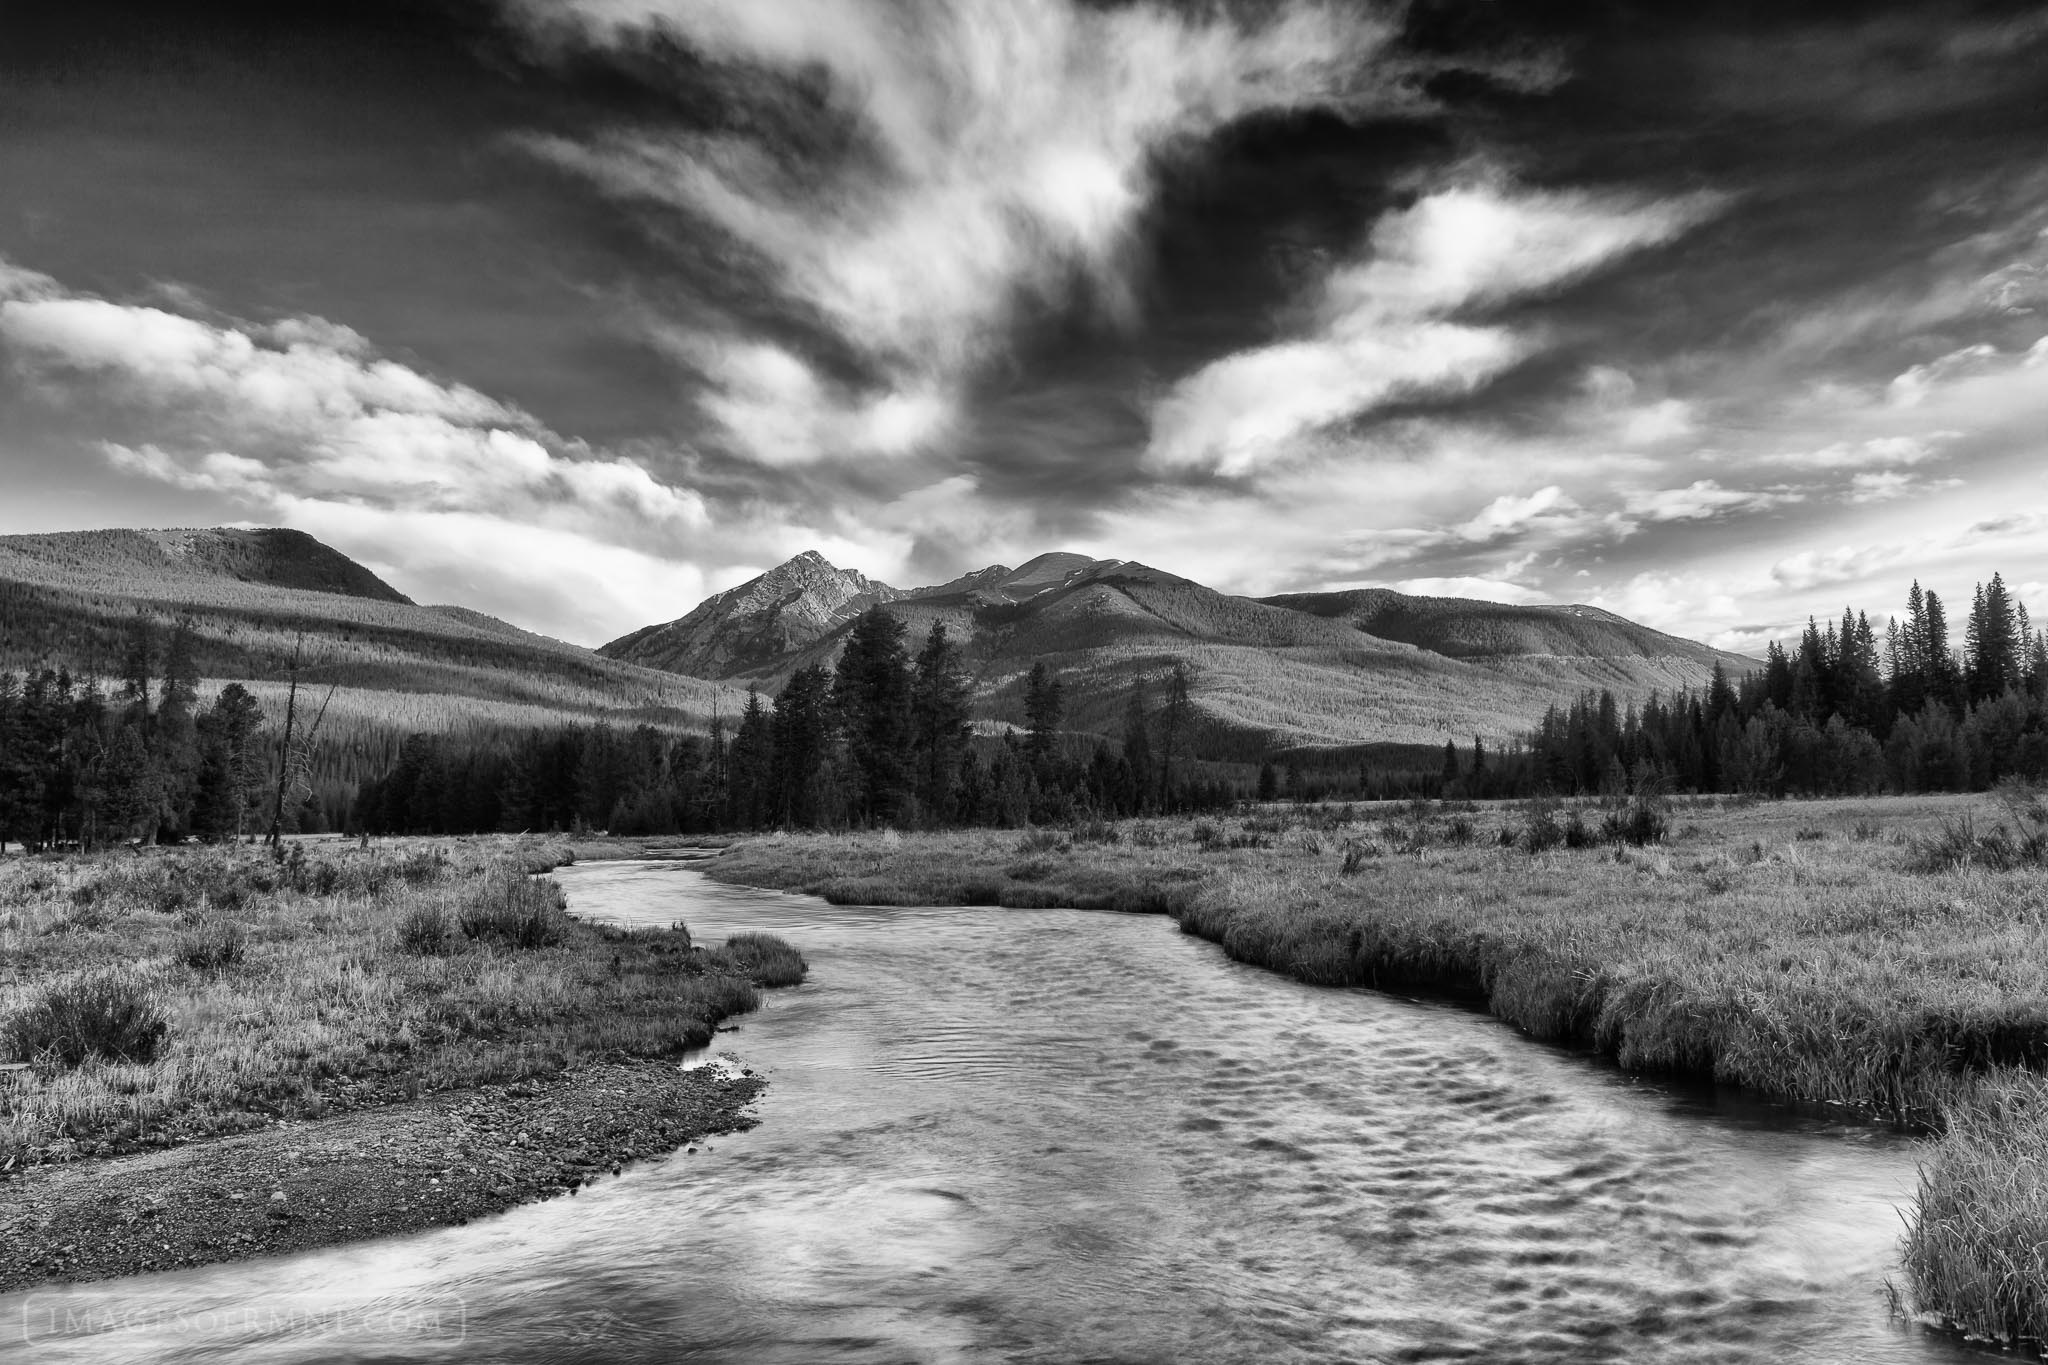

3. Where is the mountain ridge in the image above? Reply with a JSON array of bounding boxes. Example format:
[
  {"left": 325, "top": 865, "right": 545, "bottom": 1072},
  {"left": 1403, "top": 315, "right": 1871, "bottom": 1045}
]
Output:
[{"left": 599, "top": 549, "right": 1755, "bottom": 749}]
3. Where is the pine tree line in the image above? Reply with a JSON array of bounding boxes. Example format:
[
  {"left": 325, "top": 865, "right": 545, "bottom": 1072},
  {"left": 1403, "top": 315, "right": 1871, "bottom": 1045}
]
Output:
[
  {"left": 0, "top": 616, "right": 268, "bottom": 851},
  {"left": 356, "top": 609, "right": 1237, "bottom": 836},
  {"left": 1521, "top": 572, "right": 2048, "bottom": 798}
]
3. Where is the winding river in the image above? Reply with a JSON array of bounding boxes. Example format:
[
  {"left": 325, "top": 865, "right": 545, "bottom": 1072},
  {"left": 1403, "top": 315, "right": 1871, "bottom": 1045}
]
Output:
[{"left": 3, "top": 859, "right": 1989, "bottom": 1363}]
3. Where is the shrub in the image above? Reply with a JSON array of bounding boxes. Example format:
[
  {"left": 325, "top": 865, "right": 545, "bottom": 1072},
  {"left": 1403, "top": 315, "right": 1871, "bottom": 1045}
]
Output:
[
  {"left": 1910, "top": 814, "right": 2048, "bottom": 873},
  {"left": 458, "top": 877, "right": 568, "bottom": 949},
  {"left": 1562, "top": 809, "right": 1595, "bottom": 849},
  {"left": 1072, "top": 819, "right": 1121, "bottom": 845},
  {"left": 1794, "top": 827, "right": 1828, "bottom": 842},
  {"left": 3, "top": 968, "right": 168, "bottom": 1068},
  {"left": 717, "top": 932, "right": 808, "bottom": 987},
  {"left": 399, "top": 849, "right": 450, "bottom": 885},
  {"left": 1016, "top": 828, "right": 1067, "bottom": 854},
  {"left": 1519, "top": 796, "right": 1565, "bottom": 853},
  {"left": 1600, "top": 800, "right": 1669, "bottom": 847},
  {"left": 396, "top": 903, "right": 452, "bottom": 956},
  {"left": 1339, "top": 841, "right": 1381, "bottom": 875},
  {"left": 1443, "top": 816, "right": 1476, "bottom": 847},
  {"left": 176, "top": 921, "right": 247, "bottom": 972}
]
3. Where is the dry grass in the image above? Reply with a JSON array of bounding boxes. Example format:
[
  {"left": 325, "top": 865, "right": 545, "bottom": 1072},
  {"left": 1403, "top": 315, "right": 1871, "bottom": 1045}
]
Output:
[{"left": 0, "top": 837, "right": 801, "bottom": 1165}]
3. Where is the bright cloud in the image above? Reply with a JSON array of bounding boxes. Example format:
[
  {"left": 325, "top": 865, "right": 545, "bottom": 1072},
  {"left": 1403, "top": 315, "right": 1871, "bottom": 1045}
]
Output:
[
  {"left": 1392, "top": 576, "right": 1552, "bottom": 604},
  {"left": 1145, "top": 181, "right": 1723, "bottom": 474},
  {"left": 0, "top": 258, "right": 729, "bottom": 641},
  {"left": 1770, "top": 544, "right": 1903, "bottom": 592}
]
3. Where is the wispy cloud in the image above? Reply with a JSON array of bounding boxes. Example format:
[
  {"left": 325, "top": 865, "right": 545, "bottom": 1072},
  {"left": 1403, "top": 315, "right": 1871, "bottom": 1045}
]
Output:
[
  {"left": 504, "top": 0, "right": 1424, "bottom": 468},
  {"left": 1144, "top": 179, "right": 1724, "bottom": 475}
]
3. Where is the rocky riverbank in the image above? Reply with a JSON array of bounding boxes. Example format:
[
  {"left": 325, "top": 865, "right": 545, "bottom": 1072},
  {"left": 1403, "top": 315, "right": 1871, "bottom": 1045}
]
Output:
[{"left": 0, "top": 1056, "right": 762, "bottom": 1292}]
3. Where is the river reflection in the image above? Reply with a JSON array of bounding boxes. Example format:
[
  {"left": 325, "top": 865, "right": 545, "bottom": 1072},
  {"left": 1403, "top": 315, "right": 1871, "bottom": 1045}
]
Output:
[{"left": 1, "top": 858, "right": 1991, "bottom": 1363}]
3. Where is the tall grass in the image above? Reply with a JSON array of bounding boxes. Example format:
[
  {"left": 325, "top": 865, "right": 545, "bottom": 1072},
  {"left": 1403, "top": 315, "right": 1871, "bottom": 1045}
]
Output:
[{"left": 1903, "top": 1071, "right": 2048, "bottom": 1346}]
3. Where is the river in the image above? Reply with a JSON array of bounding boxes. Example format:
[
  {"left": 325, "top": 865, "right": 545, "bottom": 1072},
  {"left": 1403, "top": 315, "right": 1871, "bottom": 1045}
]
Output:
[{"left": 2, "top": 858, "right": 1989, "bottom": 1363}]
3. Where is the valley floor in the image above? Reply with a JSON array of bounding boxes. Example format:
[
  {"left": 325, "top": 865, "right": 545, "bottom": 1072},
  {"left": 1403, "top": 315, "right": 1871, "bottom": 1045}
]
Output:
[
  {"left": 704, "top": 792, "right": 2048, "bottom": 1348},
  {"left": 0, "top": 837, "right": 803, "bottom": 1289}
]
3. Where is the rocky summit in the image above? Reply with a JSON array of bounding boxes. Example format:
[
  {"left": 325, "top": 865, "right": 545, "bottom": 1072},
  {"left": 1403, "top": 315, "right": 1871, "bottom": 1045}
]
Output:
[{"left": 599, "top": 550, "right": 907, "bottom": 681}]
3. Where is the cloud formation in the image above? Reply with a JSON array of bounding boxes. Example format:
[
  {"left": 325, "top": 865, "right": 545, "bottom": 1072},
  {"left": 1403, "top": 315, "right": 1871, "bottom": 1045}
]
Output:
[{"left": 0, "top": 260, "right": 717, "bottom": 638}]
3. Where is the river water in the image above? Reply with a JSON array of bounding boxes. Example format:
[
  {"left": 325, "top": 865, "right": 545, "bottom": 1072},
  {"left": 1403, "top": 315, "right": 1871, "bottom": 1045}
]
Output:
[{"left": 3, "top": 859, "right": 1988, "bottom": 1363}]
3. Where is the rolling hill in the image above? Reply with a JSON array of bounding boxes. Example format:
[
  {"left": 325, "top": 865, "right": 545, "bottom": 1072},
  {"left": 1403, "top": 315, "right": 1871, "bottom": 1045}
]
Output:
[{"left": 602, "top": 552, "right": 1757, "bottom": 751}]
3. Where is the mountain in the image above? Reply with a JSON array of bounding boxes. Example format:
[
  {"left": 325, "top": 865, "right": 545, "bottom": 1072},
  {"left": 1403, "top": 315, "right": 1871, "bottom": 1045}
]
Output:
[
  {"left": 602, "top": 551, "right": 1757, "bottom": 751},
  {"left": 1258, "top": 587, "right": 1746, "bottom": 669},
  {"left": 601, "top": 550, "right": 904, "bottom": 680},
  {"left": 0, "top": 527, "right": 744, "bottom": 807}
]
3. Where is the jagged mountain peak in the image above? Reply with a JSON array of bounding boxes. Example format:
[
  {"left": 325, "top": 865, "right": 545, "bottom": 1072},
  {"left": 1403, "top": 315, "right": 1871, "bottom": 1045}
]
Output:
[{"left": 600, "top": 550, "right": 904, "bottom": 680}]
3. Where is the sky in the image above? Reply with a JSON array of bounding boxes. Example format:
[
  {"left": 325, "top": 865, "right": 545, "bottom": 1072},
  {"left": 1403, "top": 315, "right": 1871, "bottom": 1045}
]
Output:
[{"left": 2, "top": 0, "right": 2045, "bottom": 653}]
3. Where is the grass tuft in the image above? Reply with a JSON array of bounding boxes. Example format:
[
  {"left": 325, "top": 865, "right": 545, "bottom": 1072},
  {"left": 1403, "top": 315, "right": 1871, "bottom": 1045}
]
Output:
[
  {"left": 4, "top": 967, "right": 168, "bottom": 1068},
  {"left": 175, "top": 921, "right": 246, "bottom": 972},
  {"left": 395, "top": 903, "right": 452, "bottom": 956},
  {"left": 457, "top": 876, "right": 569, "bottom": 949}
]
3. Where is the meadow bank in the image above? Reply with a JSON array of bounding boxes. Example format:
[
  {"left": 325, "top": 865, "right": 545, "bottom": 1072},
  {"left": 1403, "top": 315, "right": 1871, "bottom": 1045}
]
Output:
[
  {"left": 704, "top": 791, "right": 2048, "bottom": 1346},
  {"left": 0, "top": 837, "right": 804, "bottom": 1287}
]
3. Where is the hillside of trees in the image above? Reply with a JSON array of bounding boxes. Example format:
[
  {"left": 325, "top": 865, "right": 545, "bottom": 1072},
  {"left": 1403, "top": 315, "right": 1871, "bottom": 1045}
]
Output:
[{"left": 0, "top": 529, "right": 736, "bottom": 724}]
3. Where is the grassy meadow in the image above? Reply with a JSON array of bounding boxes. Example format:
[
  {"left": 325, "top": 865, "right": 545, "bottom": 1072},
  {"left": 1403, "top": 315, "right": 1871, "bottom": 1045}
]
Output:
[
  {"left": 0, "top": 837, "right": 801, "bottom": 1166},
  {"left": 706, "top": 791, "right": 2048, "bottom": 1347}
]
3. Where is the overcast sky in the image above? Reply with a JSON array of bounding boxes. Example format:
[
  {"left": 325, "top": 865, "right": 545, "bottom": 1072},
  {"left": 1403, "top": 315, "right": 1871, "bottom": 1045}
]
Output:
[{"left": 3, "top": 0, "right": 2045, "bottom": 651}]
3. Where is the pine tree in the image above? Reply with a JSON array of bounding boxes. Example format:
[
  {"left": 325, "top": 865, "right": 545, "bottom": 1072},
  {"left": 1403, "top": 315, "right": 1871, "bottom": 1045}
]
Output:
[
  {"left": 0, "top": 673, "right": 39, "bottom": 852},
  {"left": 1157, "top": 661, "right": 1193, "bottom": 811},
  {"left": 1121, "top": 679, "right": 1154, "bottom": 815},
  {"left": 153, "top": 619, "right": 205, "bottom": 837},
  {"left": 98, "top": 723, "right": 158, "bottom": 848},
  {"left": 910, "top": 624, "right": 972, "bottom": 822},
  {"left": 191, "top": 682, "right": 264, "bottom": 841},
  {"left": 1923, "top": 588, "right": 1958, "bottom": 711},
  {"left": 774, "top": 664, "right": 836, "bottom": 827},
  {"left": 831, "top": 609, "right": 912, "bottom": 825},
  {"left": 728, "top": 690, "right": 772, "bottom": 828},
  {"left": 1022, "top": 661, "right": 1064, "bottom": 762},
  {"left": 1966, "top": 572, "right": 2022, "bottom": 702}
]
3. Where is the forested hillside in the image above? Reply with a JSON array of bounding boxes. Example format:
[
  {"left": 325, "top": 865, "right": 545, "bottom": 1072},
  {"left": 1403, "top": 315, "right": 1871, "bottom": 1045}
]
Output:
[{"left": 0, "top": 528, "right": 742, "bottom": 832}]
